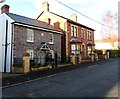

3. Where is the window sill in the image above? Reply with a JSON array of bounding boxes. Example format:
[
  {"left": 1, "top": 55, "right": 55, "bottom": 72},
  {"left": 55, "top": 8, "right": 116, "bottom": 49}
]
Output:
[
  {"left": 27, "top": 40, "right": 34, "bottom": 43},
  {"left": 49, "top": 42, "right": 54, "bottom": 45}
]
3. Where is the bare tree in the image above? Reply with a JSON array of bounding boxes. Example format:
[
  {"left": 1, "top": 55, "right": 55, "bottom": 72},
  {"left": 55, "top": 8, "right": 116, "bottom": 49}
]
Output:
[{"left": 101, "top": 11, "right": 118, "bottom": 42}]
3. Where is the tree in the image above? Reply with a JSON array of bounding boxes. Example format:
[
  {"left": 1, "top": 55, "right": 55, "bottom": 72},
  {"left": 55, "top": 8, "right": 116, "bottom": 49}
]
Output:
[{"left": 101, "top": 11, "right": 118, "bottom": 42}]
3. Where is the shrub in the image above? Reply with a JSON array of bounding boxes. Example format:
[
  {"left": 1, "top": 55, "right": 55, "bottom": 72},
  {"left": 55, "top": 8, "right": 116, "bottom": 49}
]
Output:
[
  {"left": 94, "top": 49, "right": 103, "bottom": 55},
  {"left": 107, "top": 49, "right": 120, "bottom": 58}
]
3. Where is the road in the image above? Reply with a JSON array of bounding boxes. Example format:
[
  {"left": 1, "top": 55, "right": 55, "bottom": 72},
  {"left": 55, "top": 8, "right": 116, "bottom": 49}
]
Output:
[{"left": 2, "top": 58, "right": 119, "bottom": 98}]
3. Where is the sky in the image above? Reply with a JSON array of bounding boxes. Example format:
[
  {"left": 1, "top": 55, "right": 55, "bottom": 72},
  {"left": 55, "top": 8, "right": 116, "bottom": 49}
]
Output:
[{"left": 0, "top": 0, "right": 119, "bottom": 40}]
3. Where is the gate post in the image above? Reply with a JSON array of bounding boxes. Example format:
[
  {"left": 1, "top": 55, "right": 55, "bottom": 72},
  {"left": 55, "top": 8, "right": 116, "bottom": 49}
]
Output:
[{"left": 23, "top": 53, "right": 30, "bottom": 73}]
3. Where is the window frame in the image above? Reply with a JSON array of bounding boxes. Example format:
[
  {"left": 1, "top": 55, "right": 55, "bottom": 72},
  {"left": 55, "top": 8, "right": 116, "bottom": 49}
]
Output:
[
  {"left": 27, "top": 28, "right": 34, "bottom": 42},
  {"left": 49, "top": 33, "right": 54, "bottom": 44},
  {"left": 71, "top": 25, "right": 78, "bottom": 37},
  {"left": 81, "top": 28, "right": 85, "bottom": 39},
  {"left": 27, "top": 49, "right": 34, "bottom": 60},
  {"left": 71, "top": 44, "right": 81, "bottom": 55}
]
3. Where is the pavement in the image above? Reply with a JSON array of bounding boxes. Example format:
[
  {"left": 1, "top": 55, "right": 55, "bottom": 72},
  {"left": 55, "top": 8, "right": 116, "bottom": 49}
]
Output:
[{"left": 2, "top": 58, "right": 119, "bottom": 98}]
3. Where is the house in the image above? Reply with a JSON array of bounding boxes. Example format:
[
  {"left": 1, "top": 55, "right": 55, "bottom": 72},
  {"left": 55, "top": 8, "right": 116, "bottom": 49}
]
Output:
[
  {"left": 37, "top": 2, "right": 95, "bottom": 61},
  {"left": 0, "top": 5, "right": 63, "bottom": 72}
]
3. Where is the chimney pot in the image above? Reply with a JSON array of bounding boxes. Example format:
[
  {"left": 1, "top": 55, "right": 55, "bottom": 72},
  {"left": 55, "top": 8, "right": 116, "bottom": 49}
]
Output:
[
  {"left": 1, "top": 4, "right": 10, "bottom": 14},
  {"left": 41, "top": 1, "right": 49, "bottom": 11}
]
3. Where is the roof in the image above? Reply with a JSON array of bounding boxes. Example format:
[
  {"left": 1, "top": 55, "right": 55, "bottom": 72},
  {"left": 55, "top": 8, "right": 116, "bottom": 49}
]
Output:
[
  {"left": 37, "top": 11, "right": 95, "bottom": 31},
  {"left": 70, "top": 39, "right": 82, "bottom": 43},
  {"left": 6, "top": 13, "right": 63, "bottom": 33},
  {"left": 87, "top": 42, "right": 95, "bottom": 46}
]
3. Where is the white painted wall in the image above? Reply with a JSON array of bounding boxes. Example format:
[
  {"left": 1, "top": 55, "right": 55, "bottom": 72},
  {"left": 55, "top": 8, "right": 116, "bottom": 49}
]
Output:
[{"left": 0, "top": 13, "right": 14, "bottom": 72}]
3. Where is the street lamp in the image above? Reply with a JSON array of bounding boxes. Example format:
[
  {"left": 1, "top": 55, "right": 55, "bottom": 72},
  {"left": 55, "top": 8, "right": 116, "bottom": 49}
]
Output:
[{"left": 0, "top": 0, "right": 5, "bottom": 3}]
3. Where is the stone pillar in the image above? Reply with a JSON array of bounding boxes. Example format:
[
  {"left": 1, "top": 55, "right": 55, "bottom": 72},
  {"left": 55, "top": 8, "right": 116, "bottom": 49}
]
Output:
[
  {"left": 107, "top": 51, "right": 110, "bottom": 59},
  {"left": 71, "top": 55, "right": 76, "bottom": 65},
  {"left": 78, "top": 55, "right": 82, "bottom": 63},
  {"left": 91, "top": 54, "right": 95, "bottom": 62},
  {"left": 95, "top": 53, "right": 98, "bottom": 61},
  {"left": 23, "top": 56, "right": 30, "bottom": 73}
]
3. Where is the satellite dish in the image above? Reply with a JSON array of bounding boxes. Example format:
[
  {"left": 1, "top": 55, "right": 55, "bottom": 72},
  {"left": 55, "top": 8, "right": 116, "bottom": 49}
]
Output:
[{"left": 0, "top": 0, "right": 5, "bottom": 3}]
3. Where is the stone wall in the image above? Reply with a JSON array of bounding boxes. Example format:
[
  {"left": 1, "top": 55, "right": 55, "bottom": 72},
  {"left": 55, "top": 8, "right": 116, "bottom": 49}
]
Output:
[{"left": 13, "top": 25, "right": 62, "bottom": 65}]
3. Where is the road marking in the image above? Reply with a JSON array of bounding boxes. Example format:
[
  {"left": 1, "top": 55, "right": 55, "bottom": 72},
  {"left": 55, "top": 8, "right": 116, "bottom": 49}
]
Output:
[{"left": 2, "top": 64, "right": 98, "bottom": 89}]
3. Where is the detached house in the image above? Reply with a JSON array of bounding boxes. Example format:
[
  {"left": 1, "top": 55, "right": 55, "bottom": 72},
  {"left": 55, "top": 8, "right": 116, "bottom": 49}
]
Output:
[
  {"left": 0, "top": 5, "right": 62, "bottom": 72},
  {"left": 37, "top": 2, "right": 95, "bottom": 61}
]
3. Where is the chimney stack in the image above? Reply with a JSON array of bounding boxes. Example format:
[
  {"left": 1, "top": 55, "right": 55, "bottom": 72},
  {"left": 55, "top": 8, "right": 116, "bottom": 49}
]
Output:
[
  {"left": 41, "top": 1, "right": 49, "bottom": 11},
  {"left": 1, "top": 4, "right": 10, "bottom": 14},
  {"left": 70, "top": 14, "right": 77, "bottom": 22}
]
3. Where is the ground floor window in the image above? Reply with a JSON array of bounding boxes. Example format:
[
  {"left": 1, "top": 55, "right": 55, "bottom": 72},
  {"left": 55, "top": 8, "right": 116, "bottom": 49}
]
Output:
[
  {"left": 27, "top": 49, "right": 34, "bottom": 60},
  {"left": 88, "top": 46, "right": 92, "bottom": 55},
  {"left": 71, "top": 44, "right": 81, "bottom": 55}
]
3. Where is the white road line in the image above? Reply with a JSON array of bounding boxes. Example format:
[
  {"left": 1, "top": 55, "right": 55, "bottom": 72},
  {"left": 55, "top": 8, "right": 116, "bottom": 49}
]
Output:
[{"left": 2, "top": 64, "right": 97, "bottom": 89}]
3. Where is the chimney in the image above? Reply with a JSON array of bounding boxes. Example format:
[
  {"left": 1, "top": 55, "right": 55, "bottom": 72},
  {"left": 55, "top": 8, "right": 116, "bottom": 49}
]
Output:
[
  {"left": 70, "top": 14, "right": 77, "bottom": 22},
  {"left": 41, "top": 1, "right": 49, "bottom": 11},
  {"left": 1, "top": 4, "right": 10, "bottom": 14},
  {"left": 54, "top": 22, "right": 60, "bottom": 29}
]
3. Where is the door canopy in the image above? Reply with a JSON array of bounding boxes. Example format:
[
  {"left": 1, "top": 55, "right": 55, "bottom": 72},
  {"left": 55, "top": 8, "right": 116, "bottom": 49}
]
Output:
[{"left": 37, "top": 42, "right": 50, "bottom": 51}]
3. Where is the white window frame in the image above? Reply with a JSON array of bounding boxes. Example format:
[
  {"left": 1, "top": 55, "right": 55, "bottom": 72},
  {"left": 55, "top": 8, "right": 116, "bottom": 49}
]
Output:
[
  {"left": 81, "top": 28, "right": 85, "bottom": 39},
  {"left": 71, "top": 25, "right": 78, "bottom": 37},
  {"left": 27, "top": 28, "right": 34, "bottom": 42},
  {"left": 49, "top": 33, "right": 54, "bottom": 44},
  {"left": 71, "top": 44, "right": 80, "bottom": 55}
]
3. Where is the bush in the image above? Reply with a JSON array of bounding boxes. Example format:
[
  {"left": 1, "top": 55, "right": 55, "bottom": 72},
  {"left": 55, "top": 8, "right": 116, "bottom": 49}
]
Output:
[
  {"left": 107, "top": 49, "right": 120, "bottom": 58},
  {"left": 94, "top": 49, "right": 103, "bottom": 55}
]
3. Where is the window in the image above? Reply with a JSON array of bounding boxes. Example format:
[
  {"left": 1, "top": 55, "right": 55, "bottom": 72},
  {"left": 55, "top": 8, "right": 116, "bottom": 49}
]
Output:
[
  {"left": 71, "top": 26, "right": 74, "bottom": 36},
  {"left": 87, "top": 31, "right": 92, "bottom": 40},
  {"left": 27, "top": 29, "right": 34, "bottom": 42},
  {"left": 90, "top": 31, "right": 92, "bottom": 40},
  {"left": 87, "top": 31, "right": 89, "bottom": 40},
  {"left": 27, "top": 49, "right": 34, "bottom": 60},
  {"left": 81, "top": 29, "right": 85, "bottom": 39},
  {"left": 71, "top": 44, "right": 80, "bottom": 55},
  {"left": 88, "top": 46, "right": 92, "bottom": 55},
  {"left": 74, "top": 27, "right": 77, "bottom": 37},
  {"left": 49, "top": 33, "right": 54, "bottom": 44},
  {"left": 71, "top": 26, "right": 78, "bottom": 37}
]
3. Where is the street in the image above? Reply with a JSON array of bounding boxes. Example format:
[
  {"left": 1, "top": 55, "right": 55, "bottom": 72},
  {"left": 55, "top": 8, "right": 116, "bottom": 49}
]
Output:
[{"left": 2, "top": 58, "right": 119, "bottom": 98}]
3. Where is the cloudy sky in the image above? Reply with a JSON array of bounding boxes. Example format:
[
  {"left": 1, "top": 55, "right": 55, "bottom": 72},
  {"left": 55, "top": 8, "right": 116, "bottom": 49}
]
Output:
[{"left": 0, "top": 0, "right": 119, "bottom": 40}]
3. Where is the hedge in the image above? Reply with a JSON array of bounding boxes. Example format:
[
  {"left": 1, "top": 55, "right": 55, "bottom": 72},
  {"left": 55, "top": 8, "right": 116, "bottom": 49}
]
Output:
[{"left": 107, "top": 49, "right": 120, "bottom": 58}]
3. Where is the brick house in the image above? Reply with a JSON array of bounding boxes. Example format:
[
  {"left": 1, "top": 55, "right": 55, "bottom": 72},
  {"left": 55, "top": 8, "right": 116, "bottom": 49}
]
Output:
[
  {"left": 37, "top": 2, "right": 95, "bottom": 61},
  {"left": 0, "top": 5, "right": 63, "bottom": 72}
]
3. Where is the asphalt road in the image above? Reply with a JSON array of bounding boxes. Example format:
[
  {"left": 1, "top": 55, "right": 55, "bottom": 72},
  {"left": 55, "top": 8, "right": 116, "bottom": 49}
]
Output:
[{"left": 2, "top": 58, "right": 119, "bottom": 98}]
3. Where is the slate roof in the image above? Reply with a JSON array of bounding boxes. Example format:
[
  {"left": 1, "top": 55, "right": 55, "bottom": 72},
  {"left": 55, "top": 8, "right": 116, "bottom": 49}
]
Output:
[
  {"left": 6, "top": 13, "right": 62, "bottom": 33},
  {"left": 87, "top": 42, "right": 95, "bottom": 46},
  {"left": 70, "top": 39, "right": 82, "bottom": 43}
]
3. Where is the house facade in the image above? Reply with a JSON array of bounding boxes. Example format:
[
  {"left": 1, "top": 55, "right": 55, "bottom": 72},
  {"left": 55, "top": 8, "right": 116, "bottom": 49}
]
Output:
[
  {"left": 37, "top": 2, "right": 95, "bottom": 61},
  {"left": 0, "top": 5, "right": 62, "bottom": 72}
]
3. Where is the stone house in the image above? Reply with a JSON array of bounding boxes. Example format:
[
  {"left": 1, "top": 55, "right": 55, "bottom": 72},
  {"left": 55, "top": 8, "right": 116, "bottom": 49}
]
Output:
[
  {"left": 0, "top": 5, "right": 63, "bottom": 72},
  {"left": 37, "top": 2, "right": 95, "bottom": 61}
]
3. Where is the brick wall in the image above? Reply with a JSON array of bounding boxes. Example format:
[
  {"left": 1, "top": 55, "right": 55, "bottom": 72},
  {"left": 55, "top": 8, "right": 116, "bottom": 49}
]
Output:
[{"left": 13, "top": 25, "right": 61, "bottom": 65}]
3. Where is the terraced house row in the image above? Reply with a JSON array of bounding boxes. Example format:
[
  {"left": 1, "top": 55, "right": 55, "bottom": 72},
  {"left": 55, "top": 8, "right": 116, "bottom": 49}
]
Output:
[{"left": 0, "top": 2, "right": 95, "bottom": 73}]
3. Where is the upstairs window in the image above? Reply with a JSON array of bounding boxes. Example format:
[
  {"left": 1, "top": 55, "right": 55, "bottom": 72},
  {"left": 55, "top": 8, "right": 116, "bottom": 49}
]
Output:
[
  {"left": 71, "top": 26, "right": 78, "bottom": 37},
  {"left": 87, "top": 31, "right": 92, "bottom": 40},
  {"left": 81, "top": 29, "right": 85, "bottom": 39},
  {"left": 49, "top": 33, "right": 54, "bottom": 44},
  {"left": 27, "top": 29, "right": 34, "bottom": 42}
]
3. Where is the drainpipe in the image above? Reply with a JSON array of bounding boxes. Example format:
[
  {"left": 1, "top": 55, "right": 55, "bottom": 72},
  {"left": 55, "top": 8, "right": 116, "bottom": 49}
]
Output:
[
  {"left": 10, "top": 23, "right": 14, "bottom": 72},
  {"left": 4, "top": 20, "right": 8, "bottom": 73}
]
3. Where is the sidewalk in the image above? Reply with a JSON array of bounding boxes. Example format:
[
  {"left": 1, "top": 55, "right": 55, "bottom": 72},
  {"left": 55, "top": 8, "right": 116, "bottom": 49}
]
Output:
[{"left": 2, "top": 59, "right": 112, "bottom": 87}]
